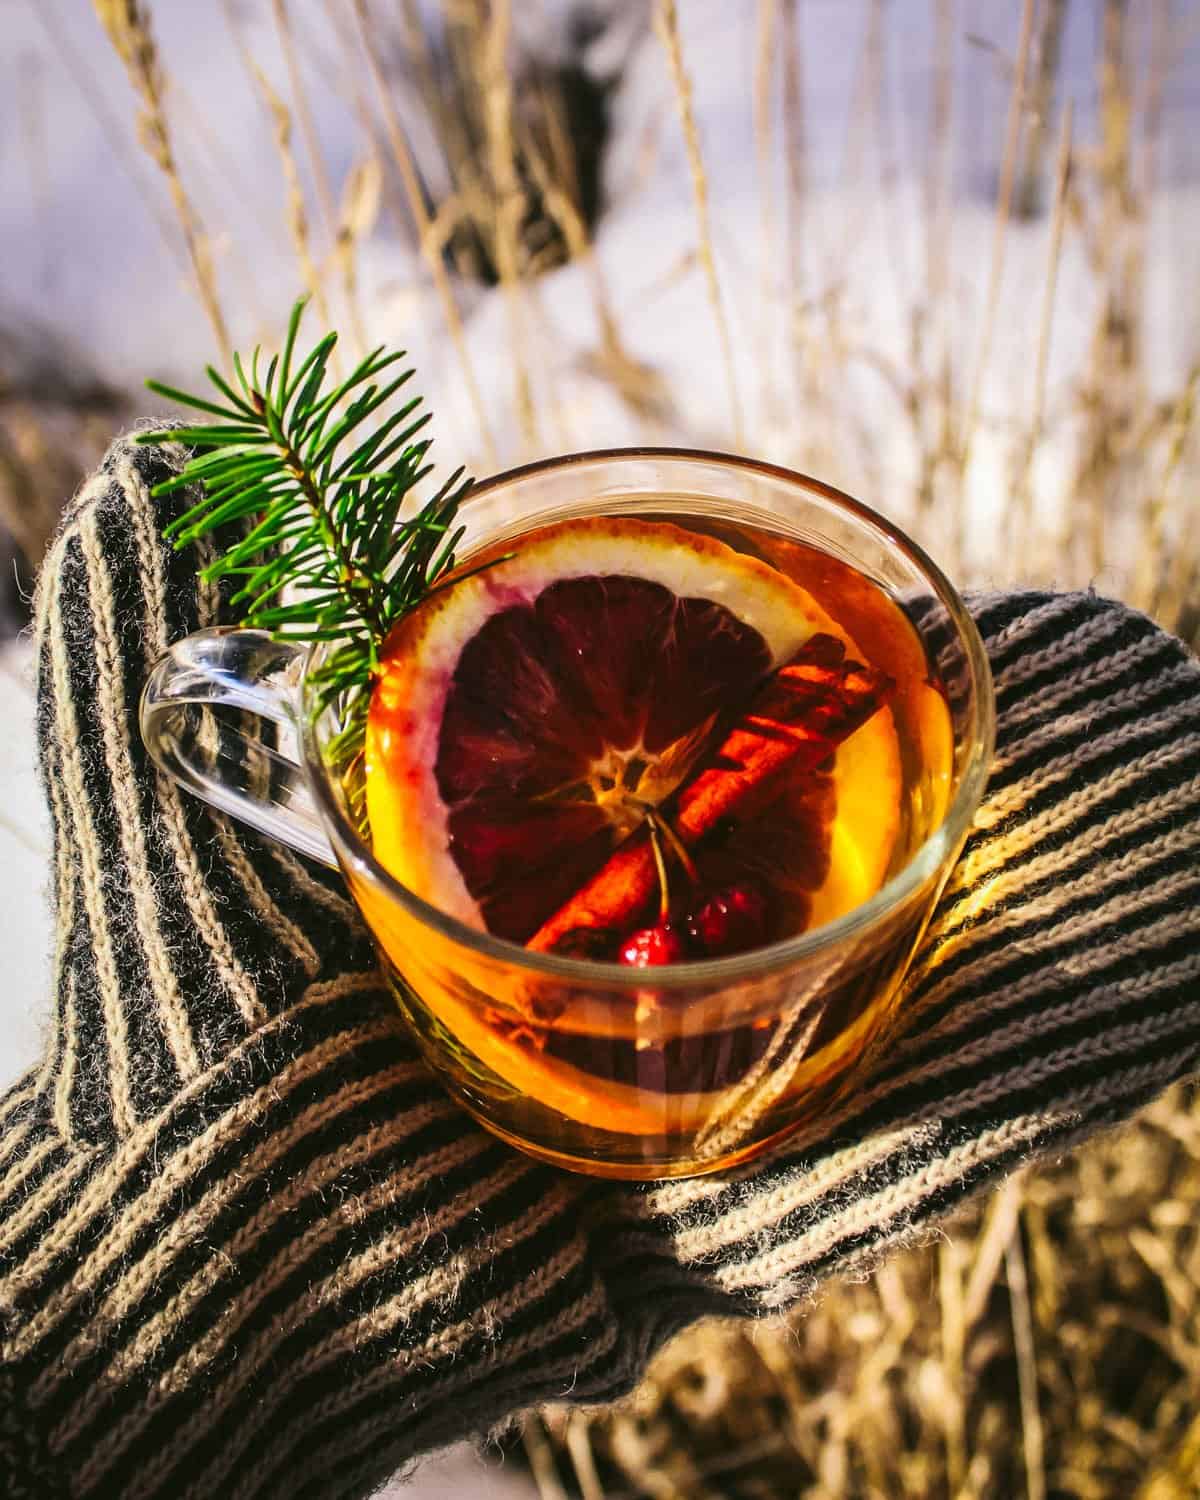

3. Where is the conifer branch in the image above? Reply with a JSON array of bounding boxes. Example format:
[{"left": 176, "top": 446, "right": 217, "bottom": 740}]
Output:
[{"left": 139, "top": 298, "right": 475, "bottom": 748}]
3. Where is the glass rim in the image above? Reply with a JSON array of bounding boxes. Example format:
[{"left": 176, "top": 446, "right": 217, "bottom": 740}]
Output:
[{"left": 301, "top": 446, "right": 996, "bottom": 990}]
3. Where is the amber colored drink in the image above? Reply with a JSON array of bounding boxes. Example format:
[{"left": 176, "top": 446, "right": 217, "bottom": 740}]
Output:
[
  {"left": 344, "top": 506, "right": 956, "bottom": 1178},
  {"left": 140, "top": 449, "right": 991, "bottom": 1179}
]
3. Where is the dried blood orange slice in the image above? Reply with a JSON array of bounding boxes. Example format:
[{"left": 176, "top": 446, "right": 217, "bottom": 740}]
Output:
[{"left": 366, "top": 515, "right": 901, "bottom": 948}]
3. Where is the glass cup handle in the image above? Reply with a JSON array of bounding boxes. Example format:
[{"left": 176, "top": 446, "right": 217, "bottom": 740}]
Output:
[{"left": 139, "top": 627, "right": 338, "bottom": 868}]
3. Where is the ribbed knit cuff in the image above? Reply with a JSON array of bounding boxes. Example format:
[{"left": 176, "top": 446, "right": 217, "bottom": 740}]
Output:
[
  {"left": 0, "top": 435, "right": 655, "bottom": 1500},
  {"left": 1, "top": 434, "right": 1197, "bottom": 1500},
  {"left": 0, "top": 1008, "right": 629, "bottom": 1500},
  {"left": 31, "top": 435, "right": 375, "bottom": 1145},
  {"left": 604, "top": 589, "right": 1200, "bottom": 1320}
]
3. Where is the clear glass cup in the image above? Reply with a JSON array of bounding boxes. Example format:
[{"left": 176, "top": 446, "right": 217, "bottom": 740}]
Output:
[{"left": 141, "top": 450, "right": 994, "bottom": 1179}]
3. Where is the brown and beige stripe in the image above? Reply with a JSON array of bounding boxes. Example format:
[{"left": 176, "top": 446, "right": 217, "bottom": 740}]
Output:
[{"left": 1, "top": 436, "right": 1198, "bottom": 1500}]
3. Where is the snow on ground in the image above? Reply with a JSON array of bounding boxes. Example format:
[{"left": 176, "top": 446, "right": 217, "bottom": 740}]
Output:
[
  {"left": 4, "top": 2, "right": 1197, "bottom": 569},
  {"left": 0, "top": 642, "right": 51, "bottom": 1081},
  {"left": 3, "top": 2, "right": 1197, "bottom": 418}
]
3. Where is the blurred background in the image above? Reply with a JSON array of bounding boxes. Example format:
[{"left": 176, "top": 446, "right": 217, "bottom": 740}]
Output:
[{"left": 1, "top": 2, "right": 1198, "bottom": 1496}]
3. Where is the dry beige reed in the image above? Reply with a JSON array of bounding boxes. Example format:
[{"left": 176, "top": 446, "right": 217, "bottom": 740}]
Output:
[
  {"left": 220, "top": 0, "right": 333, "bottom": 342},
  {"left": 6, "top": 9, "right": 1200, "bottom": 1491},
  {"left": 653, "top": 0, "right": 745, "bottom": 447},
  {"left": 90, "top": 0, "right": 231, "bottom": 362},
  {"left": 518, "top": 1084, "right": 1200, "bottom": 1500},
  {"left": 55, "top": 2, "right": 1194, "bottom": 641},
  {"left": 349, "top": 0, "right": 497, "bottom": 463},
  {"left": 1014, "top": 99, "right": 1074, "bottom": 556}
]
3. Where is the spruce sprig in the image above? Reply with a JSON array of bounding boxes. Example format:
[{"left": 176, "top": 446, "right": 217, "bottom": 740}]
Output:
[{"left": 138, "top": 298, "right": 475, "bottom": 744}]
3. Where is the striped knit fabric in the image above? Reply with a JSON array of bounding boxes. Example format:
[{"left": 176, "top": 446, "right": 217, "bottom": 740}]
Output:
[{"left": 1, "top": 435, "right": 1198, "bottom": 1499}]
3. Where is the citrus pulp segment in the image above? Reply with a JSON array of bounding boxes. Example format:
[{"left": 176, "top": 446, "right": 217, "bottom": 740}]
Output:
[{"left": 366, "top": 516, "right": 875, "bottom": 937}]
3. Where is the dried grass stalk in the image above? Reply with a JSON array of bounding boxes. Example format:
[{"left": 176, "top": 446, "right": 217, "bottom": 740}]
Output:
[
  {"left": 960, "top": 0, "right": 1035, "bottom": 481},
  {"left": 521, "top": 1085, "right": 1200, "bottom": 1499},
  {"left": 938, "top": 1237, "right": 968, "bottom": 1494},
  {"left": 780, "top": 0, "right": 804, "bottom": 310},
  {"left": 478, "top": 0, "right": 539, "bottom": 450},
  {"left": 91, "top": 0, "right": 231, "bottom": 362},
  {"left": 777, "top": 0, "right": 817, "bottom": 456},
  {"left": 752, "top": 0, "right": 778, "bottom": 404},
  {"left": 516, "top": 120, "right": 666, "bottom": 429},
  {"left": 332, "top": 155, "right": 381, "bottom": 357},
  {"left": 220, "top": 0, "right": 333, "bottom": 339},
  {"left": 272, "top": 0, "right": 369, "bottom": 356},
  {"left": 1015, "top": 100, "right": 1074, "bottom": 556},
  {"left": 1015, "top": 0, "right": 1069, "bottom": 219},
  {"left": 270, "top": 0, "right": 337, "bottom": 246},
  {"left": 1148, "top": 366, "right": 1199, "bottom": 624},
  {"left": 1007, "top": 1222, "right": 1048, "bottom": 1500},
  {"left": 962, "top": 1172, "right": 1024, "bottom": 1331},
  {"left": 1071, "top": 0, "right": 1145, "bottom": 583},
  {"left": 522, "top": 1414, "right": 569, "bottom": 1500},
  {"left": 654, "top": 0, "right": 744, "bottom": 446},
  {"left": 349, "top": 0, "right": 497, "bottom": 463},
  {"left": 564, "top": 1410, "right": 607, "bottom": 1500},
  {"left": 31, "top": 1, "right": 186, "bottom": 277}
]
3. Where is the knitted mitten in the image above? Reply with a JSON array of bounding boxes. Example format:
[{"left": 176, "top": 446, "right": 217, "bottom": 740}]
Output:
[{"left": 1, "top": 435, "right": 1197, "bottom": 1500}]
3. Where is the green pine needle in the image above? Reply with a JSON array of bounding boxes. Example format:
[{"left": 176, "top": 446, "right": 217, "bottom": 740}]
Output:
[{"left": 139, "top": 298, "right": 478, "bottom": 760}]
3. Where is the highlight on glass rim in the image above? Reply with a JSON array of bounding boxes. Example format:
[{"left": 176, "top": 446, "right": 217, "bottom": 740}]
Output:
[{"left": 1, "top": 5, "right": 1198, "bottom": 1499}]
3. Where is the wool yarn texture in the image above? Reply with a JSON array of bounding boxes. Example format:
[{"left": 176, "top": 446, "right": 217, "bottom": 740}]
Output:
[{"left": 0, "top": 435, "right": 1197, "bottom": 1499}]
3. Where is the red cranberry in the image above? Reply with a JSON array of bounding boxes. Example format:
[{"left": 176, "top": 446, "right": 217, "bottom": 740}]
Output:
[
  {"left": 618, "top": 923, "right": 686, "bottom": 967},
  {"left": 685, "top": 883, "right": 769, "bottom": 957}
]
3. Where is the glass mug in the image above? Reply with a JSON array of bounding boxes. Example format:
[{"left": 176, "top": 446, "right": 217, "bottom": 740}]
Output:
[{"left": 141, "top": 450, "right": 994, "bottom": 1179}]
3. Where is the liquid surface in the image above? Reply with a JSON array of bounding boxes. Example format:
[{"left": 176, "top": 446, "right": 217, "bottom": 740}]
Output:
[
  {"left": 346, "top": 508, "right": 956, "bottom": 1176},
  {"left": 364, "top": 513, "right": 945, "bottom": 956}
]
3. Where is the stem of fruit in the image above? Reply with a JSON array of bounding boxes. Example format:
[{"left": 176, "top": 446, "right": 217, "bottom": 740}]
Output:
[
  {"left": 646, "top": 815, "right": 671, "bottom": 923},
  {"left": 650, "top": 808, "right": 700, "bottom": 886},
  {"left": 527, "top": 633, "right": 893, "bottom": 955}
]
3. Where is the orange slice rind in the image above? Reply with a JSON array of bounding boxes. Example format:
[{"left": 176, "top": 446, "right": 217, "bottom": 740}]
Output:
[
  {"left": 360, "top": 514, "right": 906, "bottom": 1134},
  {"left": 367, "top": 515, "right": 866, "bottom": 932}
]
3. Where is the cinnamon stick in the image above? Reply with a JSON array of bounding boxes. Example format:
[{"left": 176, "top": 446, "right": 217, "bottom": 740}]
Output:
[{"left": 527, "top": 633, "right": 893, "bottom": 953}]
